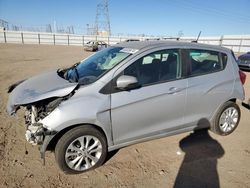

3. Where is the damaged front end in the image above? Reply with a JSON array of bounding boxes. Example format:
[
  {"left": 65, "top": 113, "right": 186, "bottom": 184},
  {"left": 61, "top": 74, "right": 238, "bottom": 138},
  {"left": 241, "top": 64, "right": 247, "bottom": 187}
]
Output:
[
  {"left": 23, "top": 98, "right": 64, "bottom": 145},
  {"left": 6, "top": 70, "right": 78, "bottom": 147}
]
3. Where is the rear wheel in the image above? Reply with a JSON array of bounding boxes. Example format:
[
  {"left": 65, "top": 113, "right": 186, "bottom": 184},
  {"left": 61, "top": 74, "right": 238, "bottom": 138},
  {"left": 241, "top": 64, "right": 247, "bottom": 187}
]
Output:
[
  {"left": 211, "top": 101, "right": 241, "bottom": 136},
  {"left": 55, "top": 126, "right": 107, "bottom": 174}
]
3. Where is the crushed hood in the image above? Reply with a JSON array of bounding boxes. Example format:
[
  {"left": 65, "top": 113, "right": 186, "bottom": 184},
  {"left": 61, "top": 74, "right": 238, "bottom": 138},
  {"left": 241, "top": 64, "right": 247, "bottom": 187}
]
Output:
[{"left": 7, "top": 70, "right": 78, "bottom": 115}]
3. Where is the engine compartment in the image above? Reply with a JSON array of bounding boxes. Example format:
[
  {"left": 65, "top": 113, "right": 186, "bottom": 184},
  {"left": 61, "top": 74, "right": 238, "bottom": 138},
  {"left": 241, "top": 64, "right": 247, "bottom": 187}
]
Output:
[{"left": 24, "top": 97, "right": 65, "bottom": 145}]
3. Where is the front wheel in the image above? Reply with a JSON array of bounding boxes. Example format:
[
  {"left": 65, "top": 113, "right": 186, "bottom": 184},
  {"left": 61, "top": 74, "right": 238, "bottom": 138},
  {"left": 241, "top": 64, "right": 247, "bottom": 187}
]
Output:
[
  {"left": 55, "top": 126, "right": 107, "bottom": 174},
  {"left": 211, "top": 101, "right": 241, "bottom": 136}
]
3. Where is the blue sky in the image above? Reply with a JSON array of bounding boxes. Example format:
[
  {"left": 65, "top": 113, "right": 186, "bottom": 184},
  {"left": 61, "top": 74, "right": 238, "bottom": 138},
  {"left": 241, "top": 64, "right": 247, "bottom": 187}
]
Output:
[{"left": 0, "top": 0, "right": 250, "bottom": 36}]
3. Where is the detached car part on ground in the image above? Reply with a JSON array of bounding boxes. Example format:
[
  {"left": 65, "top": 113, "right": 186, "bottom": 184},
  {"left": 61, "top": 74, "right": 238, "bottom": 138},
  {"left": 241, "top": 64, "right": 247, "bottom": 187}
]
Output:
[
  {"left": 7, "top": 41, "right": 245, "bottom": 174},
  {"left": 84, "top": 40, "right": 108, "bottom": 52}
]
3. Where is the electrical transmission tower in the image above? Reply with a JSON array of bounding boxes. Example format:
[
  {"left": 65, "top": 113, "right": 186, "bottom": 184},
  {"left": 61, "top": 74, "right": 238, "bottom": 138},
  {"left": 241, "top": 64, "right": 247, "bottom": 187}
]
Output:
[
  {"left": 0, "top": 19, "right": 9, "bottom": 30},
  {"left": 95, "top": 0, "right": 111, "bottom": 36}
]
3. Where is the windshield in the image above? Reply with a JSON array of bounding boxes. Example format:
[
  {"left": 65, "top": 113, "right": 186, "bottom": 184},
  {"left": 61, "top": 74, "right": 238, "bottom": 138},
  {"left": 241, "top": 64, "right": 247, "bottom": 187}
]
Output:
[{"left": 65, "top": 47, "right": 131, "bottom": 84}]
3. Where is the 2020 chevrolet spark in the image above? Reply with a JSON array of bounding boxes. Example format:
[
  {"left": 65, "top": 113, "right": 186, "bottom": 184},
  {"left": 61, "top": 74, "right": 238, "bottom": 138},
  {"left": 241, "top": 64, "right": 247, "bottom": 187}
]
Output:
[{"left": 6, "top": 41, "right": 245, "bottom": 174}]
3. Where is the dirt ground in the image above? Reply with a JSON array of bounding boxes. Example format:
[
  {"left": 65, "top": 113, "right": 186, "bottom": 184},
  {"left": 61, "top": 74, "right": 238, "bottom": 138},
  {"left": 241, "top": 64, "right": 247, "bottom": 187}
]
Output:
[{"left": 0, "top": 44, "right": 250, "bottom": 188}]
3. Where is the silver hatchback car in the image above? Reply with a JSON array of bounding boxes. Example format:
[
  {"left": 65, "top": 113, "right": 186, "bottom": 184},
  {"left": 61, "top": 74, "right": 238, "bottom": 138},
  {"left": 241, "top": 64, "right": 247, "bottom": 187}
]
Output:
[{"left": 7, "top": 41, "right": 246, "bottom": 174}]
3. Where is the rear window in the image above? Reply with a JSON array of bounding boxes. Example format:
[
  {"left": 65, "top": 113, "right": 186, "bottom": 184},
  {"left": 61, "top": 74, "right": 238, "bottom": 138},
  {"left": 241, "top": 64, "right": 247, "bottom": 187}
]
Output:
[{"left": 189, "top": 49, "right": 225, "bottom": 76}]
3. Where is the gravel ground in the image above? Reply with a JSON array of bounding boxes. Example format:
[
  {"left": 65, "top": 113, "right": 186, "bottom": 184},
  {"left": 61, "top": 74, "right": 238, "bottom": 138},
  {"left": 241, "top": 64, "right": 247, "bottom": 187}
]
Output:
[{"left": 0, "top": 44, "right": 250, "bottom": 188}]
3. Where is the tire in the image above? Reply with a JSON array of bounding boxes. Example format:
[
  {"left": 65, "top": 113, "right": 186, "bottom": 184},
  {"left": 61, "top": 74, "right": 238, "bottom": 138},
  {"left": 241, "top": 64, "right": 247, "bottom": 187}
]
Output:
[
  {"left": 55, "top": 125, "right": 107, "bottom": 174},
  {"left": 211, "top": 101, "right": 241, "bottom": 136}
]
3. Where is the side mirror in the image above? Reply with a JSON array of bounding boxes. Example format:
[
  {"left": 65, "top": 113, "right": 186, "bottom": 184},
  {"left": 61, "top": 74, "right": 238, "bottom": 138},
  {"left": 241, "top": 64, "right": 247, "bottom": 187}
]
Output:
[{"left": 116, "top": 75, "right": 140, "bottom": 90}]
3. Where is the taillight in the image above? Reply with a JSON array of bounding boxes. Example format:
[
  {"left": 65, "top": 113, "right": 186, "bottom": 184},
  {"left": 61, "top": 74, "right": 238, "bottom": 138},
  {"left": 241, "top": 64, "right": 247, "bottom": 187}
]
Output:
[{"left": 239, "top": 70, "right": 246, "bottom": 85}]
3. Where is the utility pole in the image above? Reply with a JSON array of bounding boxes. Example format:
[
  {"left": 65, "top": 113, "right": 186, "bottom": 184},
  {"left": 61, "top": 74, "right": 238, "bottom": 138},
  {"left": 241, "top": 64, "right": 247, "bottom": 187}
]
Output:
[{"left": 95, "top": 0, "right": 111, "bottom": 36}]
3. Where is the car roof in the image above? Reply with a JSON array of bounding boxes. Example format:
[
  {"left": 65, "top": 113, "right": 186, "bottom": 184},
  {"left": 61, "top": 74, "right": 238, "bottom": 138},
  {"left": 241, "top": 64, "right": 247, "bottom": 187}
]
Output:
[{"left": 114, "top": 40, "right": 230, "bottom": 53}]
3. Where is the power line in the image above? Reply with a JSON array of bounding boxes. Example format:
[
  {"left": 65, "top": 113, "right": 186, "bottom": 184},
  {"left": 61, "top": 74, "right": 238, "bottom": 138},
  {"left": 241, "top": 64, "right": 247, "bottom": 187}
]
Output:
[
  {"left": 168, "top": 0, "right": 250, "bottom": 24},
  {"left": 179, "top": 0, "right": 250, "bottom": 21}
]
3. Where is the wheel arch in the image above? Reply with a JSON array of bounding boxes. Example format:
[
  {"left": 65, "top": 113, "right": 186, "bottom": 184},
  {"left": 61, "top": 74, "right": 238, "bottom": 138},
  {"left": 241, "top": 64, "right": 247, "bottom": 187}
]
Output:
[
  {"left": 228, "top": 98, "right": 236, "bottom": 103},
  {"left": 46, "top": 123, "right": 108, "bottom": 151},
  {"left": 210, "top": 99, "right": 241, "bottom": 135},
  {"left": 209, "top": 98, "right": 237, "bottom": 123}
]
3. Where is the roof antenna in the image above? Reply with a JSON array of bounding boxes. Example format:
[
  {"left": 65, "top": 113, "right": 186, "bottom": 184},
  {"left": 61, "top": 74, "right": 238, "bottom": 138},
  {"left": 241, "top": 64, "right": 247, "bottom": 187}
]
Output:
[{"left": 192, "top": 31, "right": 202, "bottom": 43}]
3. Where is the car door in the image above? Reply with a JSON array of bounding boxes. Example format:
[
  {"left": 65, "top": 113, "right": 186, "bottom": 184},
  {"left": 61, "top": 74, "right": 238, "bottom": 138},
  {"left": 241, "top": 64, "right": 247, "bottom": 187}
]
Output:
[
  {"left": 184, "top": 49, "right": 233, "bottom": 128},
  {"left": 110, "top": 49, "right": 188, "bottom": 145}
]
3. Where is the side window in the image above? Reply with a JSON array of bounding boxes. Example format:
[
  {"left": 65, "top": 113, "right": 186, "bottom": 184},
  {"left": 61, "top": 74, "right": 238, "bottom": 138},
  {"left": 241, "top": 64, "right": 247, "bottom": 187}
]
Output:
[
  {"left": 124, "top": 49, "right": 181, "bottom": 86},
  {"left": 189, "top": 49, "right": 222, "bottom": 76}
]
